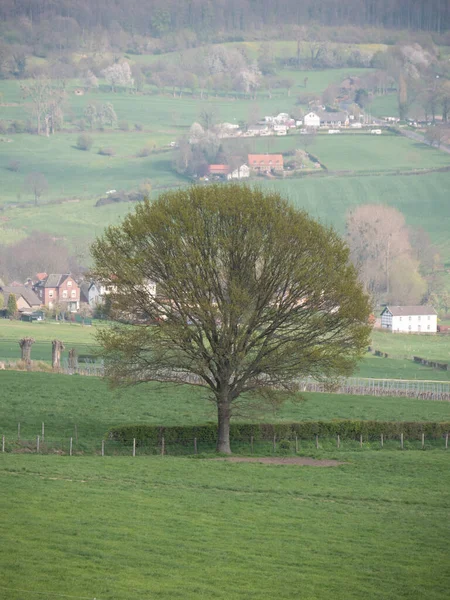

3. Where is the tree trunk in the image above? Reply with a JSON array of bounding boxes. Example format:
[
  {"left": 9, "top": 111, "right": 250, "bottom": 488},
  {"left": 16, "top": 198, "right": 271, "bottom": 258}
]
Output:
[{"left": 216, "top": 394, "right": 232, "bottom": 454}]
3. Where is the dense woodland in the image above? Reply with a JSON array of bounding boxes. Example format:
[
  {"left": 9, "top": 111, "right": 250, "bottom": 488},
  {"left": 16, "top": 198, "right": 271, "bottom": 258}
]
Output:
[
  {"left": 1, "top": 0, "right": 449, "bottom": 33},
  {"left": 0, "top": 0, "right": 449, "bottom": 56}
]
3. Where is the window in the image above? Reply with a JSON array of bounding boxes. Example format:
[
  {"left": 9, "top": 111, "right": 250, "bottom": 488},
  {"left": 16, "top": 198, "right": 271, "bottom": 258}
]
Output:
[
  {"left": 409, "top": 316, "right": 412, "bottom": 321},
  {"left": 49, "top": 291, "right": 53, "bottom": 298},
  {"left": 399, "top": 316, "right": 402, "bottom": 321},
  {"left": 62, "top": 290, "right": 68, "bottom": 299},
  {"left": 408, "top": 325, "right": 411, "bottom": 330},
  {"left": 71, "top": 290, "right": 76, "bottom": 298},
  {"left": 427, "top": 325, "right": 430, "bottom": 330},
  {"left": 428, "top": 316, "right": 430, "bottom": 320},
  {"left": 67, "top": 281, "right": 72, "bottom": 287},
  {"left": 418, "top": 315, "right": 421, "bottom": 320}
]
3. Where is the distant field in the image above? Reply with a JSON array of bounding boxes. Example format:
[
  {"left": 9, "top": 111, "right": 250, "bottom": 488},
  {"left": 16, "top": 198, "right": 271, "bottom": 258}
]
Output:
[
  {"left": 0, "top": 319, "right": 99, "bottom": 362},
  {"left": 357, "top": 354, "right": 450, "bottom": 381},
  {"left": 260, "top": 170, "right": 450, "bottom": 262},
  {"left": 1, "top": 451, "right": 449, "bottom": 600},
  {"left": 250, "top": 132, "right": 450, "bottom": 172},
  {"left": 370, "top": 330, "right": 450, "bottom": 362}
]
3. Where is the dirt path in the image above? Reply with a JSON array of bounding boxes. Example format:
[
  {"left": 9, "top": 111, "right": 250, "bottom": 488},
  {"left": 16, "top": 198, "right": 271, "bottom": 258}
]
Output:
[{"left": 213, "top": 456, "right": 345, "bottom": 467}]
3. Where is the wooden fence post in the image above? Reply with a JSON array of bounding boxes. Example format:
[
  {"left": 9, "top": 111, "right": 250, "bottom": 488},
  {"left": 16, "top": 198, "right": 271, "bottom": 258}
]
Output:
[
  {"left": 445, "top": 432, "right": 448, "bottom": 449},
  {"left": 360, "top": 434, "right": 363, "bottom": 448},
  {"left": 337, "top": 434, "right": 340, "bottom": 449},
  {"left": 36, "top": 435, "right": 40, "bottom": 453},
  {"left": 101, "top": 440, "right": 105, "bottom": 457},
  {"left": 273, "top": 435, "right": 276, "bottom": 453},
  {"left": 69, "top": 437, "right": 73, "bottom": 456},
  {"left": 315, "top": 434, "right": 319, "bottom": 449},
  {"left": 295, "top": 435, "right": 298, "bottom": 453},
  {"left": 18, "top": 422, "right": 20, "bottom": 441},
  {"left": 400, "top": 432, "right": 404, "bottom": 449},
  {"left": 194, "top": 437, "right": 197, "bottom": 454},
  {"left": 2, "top": 435, "right": 4, "bottom": 453},
  {"left": 42, "top": 422, "right": 45, "bottom": 442},
  {"left": 250, "top": 436, "right": 254, "bottom": 454},
  {"left": 161, "top": 436, "right": 165, "bottom": 456},
  {"left": 132, "top": 438, "right": 136, "bottom": 457},
  {"left": 381, "top": 433, "right": 384, "bottom": 448},
  {"left": 421, "top": 433, "right": 425, "bottom": 449}
]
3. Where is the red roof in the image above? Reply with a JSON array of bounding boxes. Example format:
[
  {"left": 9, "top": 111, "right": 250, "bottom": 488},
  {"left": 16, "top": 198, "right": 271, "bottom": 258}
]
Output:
[
  {"left": 36, "top": 272, "right": 48, "bottom": 281},
  {"left": 208, "top": 164, "right": 230, "bottom": 175},
  {"left": 248, "top": 154, "right": 284, "bottom": 167}
]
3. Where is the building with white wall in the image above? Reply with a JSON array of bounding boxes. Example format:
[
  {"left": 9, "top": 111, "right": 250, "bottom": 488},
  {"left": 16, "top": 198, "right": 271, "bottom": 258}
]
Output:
[{"left": 380, "top": 306, "right": 437, "bottom": 333}]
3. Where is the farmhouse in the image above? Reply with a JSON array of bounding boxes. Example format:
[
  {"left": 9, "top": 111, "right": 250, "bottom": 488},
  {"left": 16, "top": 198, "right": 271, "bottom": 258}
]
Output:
[
  {"left": 380, "top": 306, "right": 437, "bottom": 333},
  {"left": 304, "top": 112, "right": 320, "bottom": 128},
  {"left": 34, "top": 273, "right": 80, "bottom": 312},
  {"left": 248, "top": 154, "right": 284, "bottom": 174},
  {"left": 207, "top": 164, "right": 250, "bottom": 180}
]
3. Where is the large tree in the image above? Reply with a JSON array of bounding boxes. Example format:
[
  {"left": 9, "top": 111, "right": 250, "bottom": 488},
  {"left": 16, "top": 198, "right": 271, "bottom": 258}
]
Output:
[{"left": 92, "top": 184, "right": 371, "bottom": 453}]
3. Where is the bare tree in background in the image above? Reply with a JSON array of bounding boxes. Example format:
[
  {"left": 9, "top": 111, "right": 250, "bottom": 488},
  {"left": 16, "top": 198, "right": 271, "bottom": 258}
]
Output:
[
  {"left": 25, "top": 172, "right": 48, "bottom": 205},
  {"left": 346, "top": 205, "right": 415, "bottom": 302}
]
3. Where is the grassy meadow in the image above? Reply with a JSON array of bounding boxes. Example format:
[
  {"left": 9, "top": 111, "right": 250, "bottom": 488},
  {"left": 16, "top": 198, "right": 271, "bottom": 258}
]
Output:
[
  {"left": 1, "top": 319, "right": 449, "bottom": 380},
  {"left": 1, "top": 370, "right": 449, "bottom": 448},
  {"left": 1, "top": 450, "right": 449, "bottom": 600}
]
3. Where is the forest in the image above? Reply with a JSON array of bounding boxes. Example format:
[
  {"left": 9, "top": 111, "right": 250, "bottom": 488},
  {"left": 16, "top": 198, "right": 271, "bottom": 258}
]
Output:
[{"left": 0, "top": 0, "right": 449, "bottom": 56}]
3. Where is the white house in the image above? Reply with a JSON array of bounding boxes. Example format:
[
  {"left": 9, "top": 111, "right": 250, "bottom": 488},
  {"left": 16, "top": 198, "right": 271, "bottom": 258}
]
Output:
[
  {"left": 227, "top": 164, "right": 250, "bottom": 180},
  {"left": 303, "top": 112, "right": 320, "bottom": 128},
  {"left": 380, "top": 306, "right": 437, "bottom": 333},
  {"left": 273, "top": 124, "right": 288, "bottom": 135}
]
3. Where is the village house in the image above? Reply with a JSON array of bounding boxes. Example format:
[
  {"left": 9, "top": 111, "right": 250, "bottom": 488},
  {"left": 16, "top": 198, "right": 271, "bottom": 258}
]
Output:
[
  {"left": 317, "top": 111, "right": 349, "bottom": 127},
  {"left": 248, "top": 154, "right": 284, "bottom": 174},
  {"left": 0, "top": 285, "right": 41, "bottom": 313},
  {"left": 208, "top": 164, "right": 231, "bottom": 178},
  {"left": 303, "top": 112, "right": 321, "bottom": 128},
  {"left": 207, "top": 164, "right": 250, "bottom": 180},
  {"left": 80, "top": 281, "right": 104, "bottom": 309},
  {"left": 380, "top": 306, "right": 437, "bottom": 334},
  {"left": 227, "top": 164, "right": 250, "bottom": 179},
  {"left": 34, "top": 274, "right": 80, "bottom": 312},
  {"left": 246, "top": 124, "right": 270, "bottom": 136}
]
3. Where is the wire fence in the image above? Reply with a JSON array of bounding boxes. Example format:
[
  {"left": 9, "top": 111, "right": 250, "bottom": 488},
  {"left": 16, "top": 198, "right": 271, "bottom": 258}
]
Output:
[{"left": 2, "top": 432, "right": 449, "bottom": 456}]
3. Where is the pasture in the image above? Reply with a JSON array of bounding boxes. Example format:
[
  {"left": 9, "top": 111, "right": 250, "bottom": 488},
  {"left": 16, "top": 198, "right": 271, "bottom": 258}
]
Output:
[
  {"left": 250, "top": 131, "right": 450, "bottom": 172},
  {"left": 1, "top": 371, "right": 449, "bottom": 448},
  {"left": 1, "top": 319, "right": 450, "bottom": 381},
  {"left": 0, "top": 451, "right": 449, "bottom": 600},
  {"left": 370, "top": 330, "right": 450, "bottom": 362}
]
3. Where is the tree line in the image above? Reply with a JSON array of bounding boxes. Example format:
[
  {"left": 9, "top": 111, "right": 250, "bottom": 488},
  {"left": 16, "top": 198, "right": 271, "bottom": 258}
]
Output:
[{"left": 0, "top": 0, "right": 448, "bottom": 38}]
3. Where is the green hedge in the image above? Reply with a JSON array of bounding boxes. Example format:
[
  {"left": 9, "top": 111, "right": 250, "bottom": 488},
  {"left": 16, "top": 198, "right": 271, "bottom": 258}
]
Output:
[{"left": 107, "top": 421, "right": 450, "bottom": 445}]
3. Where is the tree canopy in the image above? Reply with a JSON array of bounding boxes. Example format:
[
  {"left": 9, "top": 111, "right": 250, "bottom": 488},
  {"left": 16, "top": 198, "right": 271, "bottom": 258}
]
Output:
[{"left": 92, "top": 184, "right": 371, "bottom": 453}]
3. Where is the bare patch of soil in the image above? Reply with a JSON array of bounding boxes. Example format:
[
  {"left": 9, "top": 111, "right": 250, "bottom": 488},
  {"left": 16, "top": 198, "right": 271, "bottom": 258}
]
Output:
[{"left": 213, "top": 456, "right": 345, "bottom": 467}]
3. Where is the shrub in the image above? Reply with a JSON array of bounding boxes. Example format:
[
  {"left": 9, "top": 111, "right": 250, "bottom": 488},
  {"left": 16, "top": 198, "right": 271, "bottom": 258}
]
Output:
[
  {"left": 76, "top": 133, "right": 93, "bottom": 151},
  {"left": 0, "top": 121, "right": 8, "bottom": 134},
  {"left": 9, "top": 120, "right": 25, "bottom": 133},
  {"left": 7, "top": 160, "right": 20, "bottom": 172},
  {"left": 107, "top": 420, "right": 450, "bottom": 445},
  {"left": 98, "top": 147, "right": 115, "bottom": 156},
  {"left": 136, "top": 146, "right": 152, "bottom": 157},
  {"left": 118, "top": 120, "right": 129, "bottom": 131},
  {"left": 134, "top": 123, "right": 143, "bottom": 131}
]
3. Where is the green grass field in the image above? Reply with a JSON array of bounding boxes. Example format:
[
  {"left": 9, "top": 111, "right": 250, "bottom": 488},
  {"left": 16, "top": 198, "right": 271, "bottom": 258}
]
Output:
[
  {"left": 1, "top": 371, "right": 449, "bottom": 448},
  {"left": 1, "top": 451, "right": 449, "bottom": 600},
  {"left": 371, "top": 330, "right": 450, "bottom": 362},
  {"left": 1, "top": 320, "right": 449, "bottom": 381}
]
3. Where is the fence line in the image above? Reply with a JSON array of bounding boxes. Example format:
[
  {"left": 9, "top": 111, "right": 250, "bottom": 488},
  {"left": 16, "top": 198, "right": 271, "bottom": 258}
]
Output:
[
  {"left": 2, "top": 356, "right": 450, "bottom": 398},
  {"left": 1, "top": 433, "right": 449, "bottom": 456}
]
